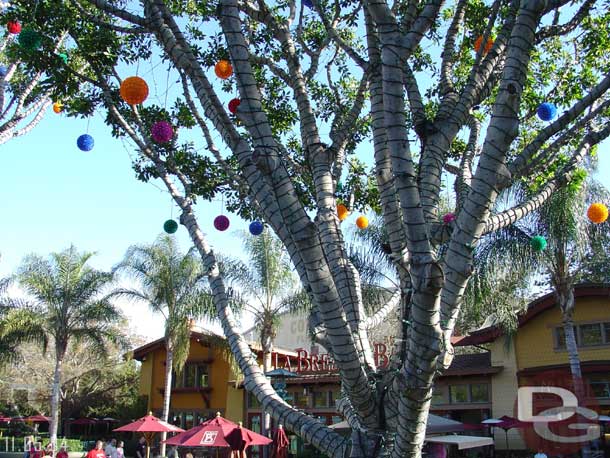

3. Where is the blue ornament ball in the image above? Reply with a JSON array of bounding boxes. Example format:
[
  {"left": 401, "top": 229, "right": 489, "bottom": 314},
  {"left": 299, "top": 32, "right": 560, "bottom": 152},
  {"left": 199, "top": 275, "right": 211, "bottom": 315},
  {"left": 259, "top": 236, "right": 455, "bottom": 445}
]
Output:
[
  {"left": 537, "top": 102, "right": 557, "bottom": 121},
  {"left": 77, "top": 134, "right": 94, "bottom": 151},
  {"left": 303, "top": 0, "right": 313, "bottom": 7},
  {"left": 0, "top": 65, "right": 7, "bottom": 78},
  {"left": 249, "top": 221, "right": 264, "bottom": 236}
]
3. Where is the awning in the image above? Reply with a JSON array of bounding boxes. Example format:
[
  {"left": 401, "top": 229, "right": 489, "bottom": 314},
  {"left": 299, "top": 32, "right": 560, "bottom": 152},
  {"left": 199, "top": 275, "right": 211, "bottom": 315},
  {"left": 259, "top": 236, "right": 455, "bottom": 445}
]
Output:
[{"left": 425, "top": 435, "right": 493, "bottom": 450}]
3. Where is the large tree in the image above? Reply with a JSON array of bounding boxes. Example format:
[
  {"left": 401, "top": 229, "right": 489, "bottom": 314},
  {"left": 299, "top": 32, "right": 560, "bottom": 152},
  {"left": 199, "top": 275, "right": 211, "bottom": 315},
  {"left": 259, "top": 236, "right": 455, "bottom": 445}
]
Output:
[
  {"left": 113, "top": 235, "right": 216, "bottom": 457},
  {"left": 5, "top": 0, "right": 610, "bottom": 456},
  {"left": 0, "top": 247, "right": 123, "bottom": 453}
]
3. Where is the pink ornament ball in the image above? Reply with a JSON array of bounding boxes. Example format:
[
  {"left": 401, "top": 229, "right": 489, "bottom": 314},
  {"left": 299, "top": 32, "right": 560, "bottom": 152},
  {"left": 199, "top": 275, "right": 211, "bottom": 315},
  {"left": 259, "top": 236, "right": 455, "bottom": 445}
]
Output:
[
  {"left": 214, "top": 215, "right": 230, "bottom": 231},
  {"left": 151, "top": 121, "right": 173, "bottom": 143},
  {"left": 443, "top": 212, "right": 456, "bottom": 224}
]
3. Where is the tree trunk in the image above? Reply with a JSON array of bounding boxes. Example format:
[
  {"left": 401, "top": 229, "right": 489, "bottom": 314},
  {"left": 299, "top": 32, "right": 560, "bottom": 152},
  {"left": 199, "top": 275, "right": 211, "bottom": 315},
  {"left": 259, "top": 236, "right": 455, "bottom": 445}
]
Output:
[
  {"left": 49, "top": 347, "right": 65, "bottom": 456},
  {"left": 159, "top": 344, "right": 174, "bottom": 458}
]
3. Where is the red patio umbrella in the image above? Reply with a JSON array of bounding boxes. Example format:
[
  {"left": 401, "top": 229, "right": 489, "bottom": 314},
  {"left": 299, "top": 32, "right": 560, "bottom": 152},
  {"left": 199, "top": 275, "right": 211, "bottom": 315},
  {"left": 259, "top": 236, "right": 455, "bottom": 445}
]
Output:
[
  {"left": 69, "top": 418, "right": 97, "bottom": 425},
  {"left": 0, "top": 416, "right": 11, "bottom": 423},
  {"left": 163, "top": 414, "right": 237, "bottom": 447},
  {"left": 270, "top": 425, "right": 289, "bottom": 458},
  {"left": 226, "top": 423, "right": 272, "bottom": 458},
  {"left": 114, "top": 412, "right": 184, "bottom": 458},
  {"left": 25, "top": 415, "right": 51, "bottom": 423}
]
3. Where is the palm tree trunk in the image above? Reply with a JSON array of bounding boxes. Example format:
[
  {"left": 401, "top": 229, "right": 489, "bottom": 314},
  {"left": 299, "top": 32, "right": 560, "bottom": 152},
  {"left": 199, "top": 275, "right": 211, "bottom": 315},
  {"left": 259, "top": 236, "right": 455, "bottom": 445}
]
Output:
[
  {"left": 261, "top": 333, "right": 272, "bottom": 458},
  {"left": 49, "top": 348, "right": 65, "bottom": 456},
  {"left": 159, "top": 344, "right": 174, "bottom": 458}
]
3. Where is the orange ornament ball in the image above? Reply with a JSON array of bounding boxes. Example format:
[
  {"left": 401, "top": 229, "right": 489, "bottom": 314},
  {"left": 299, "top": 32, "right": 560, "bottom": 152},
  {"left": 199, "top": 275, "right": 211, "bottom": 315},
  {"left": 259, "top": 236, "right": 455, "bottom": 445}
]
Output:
[
  {"left": 356, "top": 215, "right": 369, "bottom": 229},
  {"left": 215, "top": 60, "right": 233, "bottom": 79},
  {"left": 587, "top": 203, "right": 608, "bottom": 224},
  {"left": 337, "top": 204, "right": 349, "bottom": 221},
  {"left": 474, "top": 36, "right": 494, "bottom": 54},
  {"left": 120, "top": 76, "right": 149, "bottom": 105},
  {"left": 52, "top": 102, "right": 63, "bottom": 114}
]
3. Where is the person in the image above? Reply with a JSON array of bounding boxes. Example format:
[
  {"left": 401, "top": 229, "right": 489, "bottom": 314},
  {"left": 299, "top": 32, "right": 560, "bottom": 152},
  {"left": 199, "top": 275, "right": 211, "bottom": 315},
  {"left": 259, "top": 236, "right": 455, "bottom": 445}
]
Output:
[
  {"left": 115, "top": 442, "right": 124, "bottom": 458},
  {"left": 30, "top": 442, "right": 41, "bottom": 458},
  {"left": 56, "top": 446, "right": 68, "bottom": 458},
  {"left": 167, "top": 446, "right": 178, "bottom": 458},
  {"left": 105, "top": 439, "right": 117, "bottom": 458},
  {"left": 86, "top": 441, "right": 106, "bottom": 458},
  {"left": 135, "top": 437, "right": 146, "bottom": 458}
]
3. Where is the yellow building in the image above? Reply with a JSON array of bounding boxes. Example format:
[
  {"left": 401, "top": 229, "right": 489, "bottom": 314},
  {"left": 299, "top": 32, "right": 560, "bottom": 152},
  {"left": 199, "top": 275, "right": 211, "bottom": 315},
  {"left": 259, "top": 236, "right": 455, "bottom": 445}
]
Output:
[
  {"left": 458, "top": 283, "right": 610, "bottom": 450},
  {"left": 133, "top": 330, "right": 245, "bottom": 428}
]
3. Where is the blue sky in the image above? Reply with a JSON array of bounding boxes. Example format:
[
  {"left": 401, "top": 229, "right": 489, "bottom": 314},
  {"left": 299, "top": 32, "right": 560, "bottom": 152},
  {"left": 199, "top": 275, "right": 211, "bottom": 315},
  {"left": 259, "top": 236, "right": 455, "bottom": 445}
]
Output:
[{"left": 1, "top": 84, "right": 609, "bottom": 339}]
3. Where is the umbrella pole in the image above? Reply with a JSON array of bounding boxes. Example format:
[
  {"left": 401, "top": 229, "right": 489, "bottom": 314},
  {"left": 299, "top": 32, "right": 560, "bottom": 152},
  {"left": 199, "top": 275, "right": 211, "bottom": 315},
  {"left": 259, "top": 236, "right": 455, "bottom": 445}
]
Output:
[{"left": 504, "top": 429, "right": 509, "bottom": 457}]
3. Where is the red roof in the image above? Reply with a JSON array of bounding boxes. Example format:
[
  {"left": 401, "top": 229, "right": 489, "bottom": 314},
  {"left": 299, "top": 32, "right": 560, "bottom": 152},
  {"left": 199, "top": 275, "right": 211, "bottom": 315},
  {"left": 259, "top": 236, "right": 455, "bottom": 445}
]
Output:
[{"left": 457, "top": 284, "right": 610, "bottom": 346}]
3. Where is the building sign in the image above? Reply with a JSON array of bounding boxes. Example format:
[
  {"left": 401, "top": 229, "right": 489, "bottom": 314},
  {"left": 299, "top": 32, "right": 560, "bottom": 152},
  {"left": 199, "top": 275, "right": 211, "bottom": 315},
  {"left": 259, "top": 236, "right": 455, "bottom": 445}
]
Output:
[{"left": 273, "top": 342, "right": 394, "bottom": 374}]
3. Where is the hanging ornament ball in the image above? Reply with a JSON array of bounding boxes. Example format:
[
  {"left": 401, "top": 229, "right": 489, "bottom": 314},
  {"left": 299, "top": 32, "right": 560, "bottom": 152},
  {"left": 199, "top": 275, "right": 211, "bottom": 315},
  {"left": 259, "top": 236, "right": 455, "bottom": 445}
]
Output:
[
  {"left": 337, "top": 203, "right": 349, "bottom": 221},
  {"left": 537, "top": 102, "right": 557, "bottom": 121},
  {"left": 228, "top": 98, "right": 241, "bottom": 114},
  {"left": 52, "top": 102, "right": 62, "bottom": 114},
  {"left": 7, "top": 21, "right": 21, "bottom": 34},
  {"left": 587, "top": 202, "right": 609, "bottom": 224},
  {"left": 303, "top": 0, "right": 314, "bottom": 7},
  {"left": 474, "top": 36, "right": 494, "bottom": 54},
  {"left": 214, "top": 215, "right": 230, "bottom": 231},
  {"left": 120, "top": 76, "right": 149, "bottom": 105},
  {"left": 151, "top": 121, "right": 174, "bottom": 143},
  {"left": 356, "top": 215, "right": 369, "bottom": 229},
  {"left": 530, "top": 235, "right": 547, "bottom": 252},
  {"left": 442, "top": 212, "right": 456, "bottom": 224},
  {"left": 249, "top": 221, "right": 264, "bottom": 236},
  {"left": 163, "top": 219, "right": 178, "bottom": 234},
  {"left": 18, "top": 28, "right": 41, "bottom": 51},
  {"left": 0, "top": 65, "right": 7, "bottom": 77},
  {"left": 77, "top": 134, "right": 94, "bottom": 152},
  {"left": 215, "top": 60, "right": 233, "bottom": 79},
  {"left": 57, "top": 52, "right": 68, "bottom": 64}
]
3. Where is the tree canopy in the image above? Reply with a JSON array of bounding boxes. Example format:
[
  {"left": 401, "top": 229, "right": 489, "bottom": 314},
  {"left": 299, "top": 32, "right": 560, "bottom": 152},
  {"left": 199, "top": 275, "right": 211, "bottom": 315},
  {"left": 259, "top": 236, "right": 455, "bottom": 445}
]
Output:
[{"left": 2, "top": 0, "right": 610, "bottom": 456}]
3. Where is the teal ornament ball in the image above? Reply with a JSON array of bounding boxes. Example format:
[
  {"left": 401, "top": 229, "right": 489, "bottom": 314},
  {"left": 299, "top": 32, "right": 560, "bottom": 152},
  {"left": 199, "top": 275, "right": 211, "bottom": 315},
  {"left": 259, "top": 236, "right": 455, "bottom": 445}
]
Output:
[
  {"left": 530, "top": 235, "right": 547, "bottom": 252},
  {"left": 18, "top": 28, "right": 41, "bottom": 51},
  {"left": 57, "top": 53, "right": 68, "bottom": 64},
  {"left": 164, "top": 219, "right": 178, "bottom": 234}
]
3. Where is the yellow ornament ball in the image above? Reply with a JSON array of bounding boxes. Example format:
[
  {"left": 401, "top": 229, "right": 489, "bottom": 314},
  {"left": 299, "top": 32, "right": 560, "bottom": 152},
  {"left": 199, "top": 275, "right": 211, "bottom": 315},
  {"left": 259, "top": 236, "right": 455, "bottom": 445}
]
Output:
[
  {"left": 356, "top": 215, "right": 369, "bottom": 229},
  {"left": 587, "top": 203, "right": 609, "bottom": 224},
  {"left": 337, "top": 204, "right": 349, "bottom": 221},
  {"left": 120, "top": 76, "right": 149, "bottom": 105},
  {"left": 52, "top": 102, "right": 63, "bottom": 114},
  {"left": 215, "top": 60, "right": 233, "bottom": 79}
]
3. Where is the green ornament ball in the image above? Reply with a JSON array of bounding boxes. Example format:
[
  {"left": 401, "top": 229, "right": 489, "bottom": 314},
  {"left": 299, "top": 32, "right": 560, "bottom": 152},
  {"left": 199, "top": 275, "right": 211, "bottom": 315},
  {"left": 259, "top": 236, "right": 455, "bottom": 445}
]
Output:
[
  {"left": 530, "top": 235, "right": 547, "bottom": 252},
  {"left": 163, "top": 219, "right": 178, "bottom": 234},
  {"left": 58, "top": 52, "right": 68, "bottom": 64},
  {"left": 18, "top": 28, "right": 42, "bottom": 51}
]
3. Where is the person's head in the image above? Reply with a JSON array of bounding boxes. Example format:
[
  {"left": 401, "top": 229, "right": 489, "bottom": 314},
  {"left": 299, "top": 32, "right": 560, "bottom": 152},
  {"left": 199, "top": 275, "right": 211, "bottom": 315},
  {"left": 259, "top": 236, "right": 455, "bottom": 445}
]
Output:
[
  {"left": 117, "top": 442, "right": 123, "bottom": 448},
  {"left": 110, "top": 440, "right": 116, "bottom": 447},
  {"left": 139, "top": 437, "right": 146, "bottom": 444},
  {"left": 95, "top": 441, "right": 103, "bottom": 450},
  {"left": 59, "top": 447, "right": 66, "bottom": 453}
]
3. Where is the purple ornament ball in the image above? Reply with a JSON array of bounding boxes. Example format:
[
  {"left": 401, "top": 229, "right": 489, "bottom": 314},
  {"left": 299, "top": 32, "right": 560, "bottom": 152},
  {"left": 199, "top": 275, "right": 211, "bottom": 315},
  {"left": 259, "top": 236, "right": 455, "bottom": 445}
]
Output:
[
  {"left": 214, "top": 215, "right": 230, "bottom": 231},
  {"left": 151, "top": 121, "right": 174, "bottom": 143}
]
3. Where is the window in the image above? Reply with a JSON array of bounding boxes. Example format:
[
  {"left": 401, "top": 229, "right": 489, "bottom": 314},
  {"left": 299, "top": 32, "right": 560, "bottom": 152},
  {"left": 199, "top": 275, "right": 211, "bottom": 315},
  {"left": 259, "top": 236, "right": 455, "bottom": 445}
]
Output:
[
  {"left": 291, "top": 391, "right": 309, "bottom": 408},
  {"left": 172, "top": 363, "right": 209, "bottom": 388},
  {"left": 431, "top": 386, "right": 444, "bottom": 405},
  {"left": 605, "top": 323, "right": 610, "bottom": 342},
  {"left": 247, "top": 392, "right": 261, "bottom": 408},
  {"left": 580, "top": 324, "right": 603, "bottom": 346},
  {"left": 470, "top": 384, "right": 490, "bottom": 403},
  {"left": 449, "top": 385, "right": 469, "bottom": 403},
  {"left": 590, "top": 382, "right": 610, "bottom": 399},
  {"left": 313, "top": 391, "right": 328, "bottom": 408}
]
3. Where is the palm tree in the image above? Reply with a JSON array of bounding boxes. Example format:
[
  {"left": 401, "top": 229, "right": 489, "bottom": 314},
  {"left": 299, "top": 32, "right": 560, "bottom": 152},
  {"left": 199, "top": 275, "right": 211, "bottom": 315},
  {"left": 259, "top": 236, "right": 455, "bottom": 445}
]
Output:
[
  {"left": 0, "top": 246, "right": 123, "bottom": 453},
  {"left": 113, "top": 235, "right": 216, "bottom": 457},
  {"left": 478, "top": 180, "right": 610, "bottom": 394}
]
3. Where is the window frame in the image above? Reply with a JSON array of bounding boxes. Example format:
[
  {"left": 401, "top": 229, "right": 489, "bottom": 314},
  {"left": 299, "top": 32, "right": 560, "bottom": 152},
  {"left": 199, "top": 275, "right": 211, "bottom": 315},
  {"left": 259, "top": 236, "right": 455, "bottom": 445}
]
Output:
[{"left": 449, "top": 384, "right": 470, "bottom": 404}]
